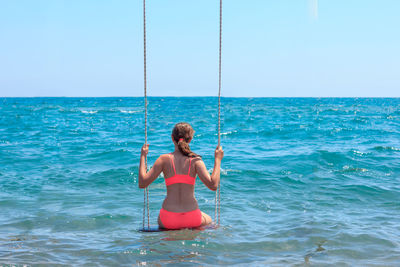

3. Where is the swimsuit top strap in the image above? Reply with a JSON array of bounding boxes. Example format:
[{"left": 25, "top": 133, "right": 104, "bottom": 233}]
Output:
[
  {"left": 188, "top": 157, "right": 192, "bottom": 175},
  {"left": 169, "top": 154, "right": 176, "bottom": 175}
]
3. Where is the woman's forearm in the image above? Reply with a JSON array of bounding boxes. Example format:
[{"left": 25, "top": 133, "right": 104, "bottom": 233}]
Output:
[
  {"left": 211, "top": 159, "right": 221, "bottom": 189},
  {"left": 139, "top": 154, "right": 147, "bottom": 188}
]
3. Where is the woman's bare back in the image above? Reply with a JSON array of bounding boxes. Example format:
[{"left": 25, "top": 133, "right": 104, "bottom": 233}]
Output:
[{"left": 161, "top": 153, "right": 199, "bottom": 212}]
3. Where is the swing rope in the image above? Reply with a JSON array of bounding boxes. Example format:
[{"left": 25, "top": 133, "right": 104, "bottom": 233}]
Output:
[
  {"left": 215, "top": 0, "right": 222, "bottom": 227},
  {"left": 143, "top": 0, "right": 150, "bottom": 230},
  {"left": 142, "top": 0, "right": 222, "bottom": 229}
]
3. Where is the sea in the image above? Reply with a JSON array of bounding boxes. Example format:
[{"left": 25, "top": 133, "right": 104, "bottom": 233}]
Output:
[{"left": 0, "top": 97, "right": 399, "bottom": 266}]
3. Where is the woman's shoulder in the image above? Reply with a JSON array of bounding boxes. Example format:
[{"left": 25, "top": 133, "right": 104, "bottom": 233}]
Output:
[
  {"left": 191, "top": 156, "right": 203, "bottom": 163},
  {"left": 159, "top": 153, "right": 172, "bottom": 160},
  {"left": 155, "top": 154, "right": 172, "bottom": 168}
]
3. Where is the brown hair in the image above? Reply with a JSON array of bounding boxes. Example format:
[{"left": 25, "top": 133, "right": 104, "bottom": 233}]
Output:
[{"left": 172, "top": 122, "right": 201, "bottom": 158}]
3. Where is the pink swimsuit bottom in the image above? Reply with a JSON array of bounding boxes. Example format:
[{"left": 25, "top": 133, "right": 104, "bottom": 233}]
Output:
[
  {"left": 159, "top": 208, "right": 202, "bottom": 230},
  {"left": 159, "top": 154, "right": 202, "bottom": 230}
]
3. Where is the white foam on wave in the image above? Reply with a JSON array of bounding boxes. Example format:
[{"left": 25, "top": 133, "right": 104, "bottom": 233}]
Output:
[
  {"left": 217, "top": 130, "right": 237, "bottom": 136},
  {"left": 207, "top": 168, "right": 240, "bottom": 175},
  {"left": 119, "top": 109, "right": 140, "bottom": 114},
  {"left": 81, "top": 110, "right": 97, "bottom": 114}
]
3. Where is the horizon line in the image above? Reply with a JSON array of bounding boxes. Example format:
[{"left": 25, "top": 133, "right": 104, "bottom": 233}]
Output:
[{"left": 1, "top": 96, "right": 399, "bottom": 98}]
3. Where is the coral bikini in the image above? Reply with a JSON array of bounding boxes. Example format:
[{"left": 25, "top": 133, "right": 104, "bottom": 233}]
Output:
[{"left": 159, "top": 154, "right": 202, "bottom": 229}]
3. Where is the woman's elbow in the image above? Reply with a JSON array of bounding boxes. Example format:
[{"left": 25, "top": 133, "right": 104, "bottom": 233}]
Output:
[
  {"left": 209, "top": 184, "right": 218, "bottom": 191},
  {"left": 138, "top": 180, "right": 146, "bottom": 188},
  {"left": 209, "top": 177, "right": 219, "bottom": 191}
]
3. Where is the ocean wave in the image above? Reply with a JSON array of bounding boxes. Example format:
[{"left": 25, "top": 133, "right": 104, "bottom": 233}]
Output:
[
  {"left": 340, "top": 184, "right": 397, "bottom": 198},
  {"left": 349, "top": 149, "right": 370, "bottom": 156},
  {"left": 340, "top": 165, "right": 368, "bottom": 173},
  {"left": 316, "top": 150, "right": 352, "bottom": 165},
  {"left": 352, "top": 117, "right": 369, "bottom": 124},
  {"left": 373, "top": 146, "right": 400, "bottom": 152}
]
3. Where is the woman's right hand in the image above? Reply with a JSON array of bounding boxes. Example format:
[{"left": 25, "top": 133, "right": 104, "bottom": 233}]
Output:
[
  {"left": 141, "top": 144, "right": 149, "bottom": 156},
  {"left": 215, "top": 146, "right": 224, "bottom": 161}
]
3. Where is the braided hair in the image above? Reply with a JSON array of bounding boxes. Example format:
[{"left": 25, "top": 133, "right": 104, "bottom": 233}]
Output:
[{"left": 172, "top": 122, "right": 201, "bottom": 158}]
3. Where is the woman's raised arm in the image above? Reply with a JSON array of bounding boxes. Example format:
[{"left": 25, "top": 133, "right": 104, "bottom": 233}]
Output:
[
  {"left": 195, "top": 146, "right": 224, "bottom": 191},
  {"left": 139, "top": 144, "right": 164, "bottom": 188}
]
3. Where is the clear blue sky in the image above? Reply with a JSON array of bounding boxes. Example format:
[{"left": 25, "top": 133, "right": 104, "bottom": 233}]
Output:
[{"left": 0, "top": 0, "right": 399, "bottom": 97}]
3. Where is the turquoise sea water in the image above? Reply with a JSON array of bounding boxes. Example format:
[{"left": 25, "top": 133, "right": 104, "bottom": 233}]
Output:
[{"left": 1, "top": 97, "right": 400, "bottom": 266}]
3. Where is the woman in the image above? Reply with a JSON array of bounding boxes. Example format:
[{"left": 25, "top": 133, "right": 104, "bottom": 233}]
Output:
[{"left": 139, "top": 122, "right": 224, "bottom": 229}]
